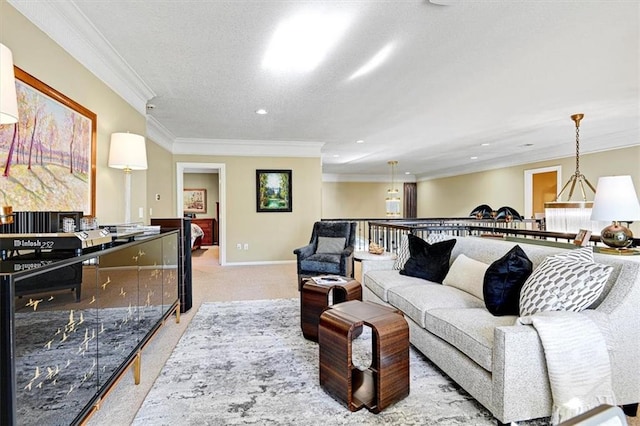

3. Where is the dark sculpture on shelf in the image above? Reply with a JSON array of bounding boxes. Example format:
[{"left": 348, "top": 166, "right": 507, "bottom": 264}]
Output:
[
  {"left": 495, "top": 206, "right": 523, "bottom": 221},
  {"left": 469, "top": 205, "right": 523, "bottom": 221},
  {"left": 469, "top": 204, "right": 494, "bottom": 219}
]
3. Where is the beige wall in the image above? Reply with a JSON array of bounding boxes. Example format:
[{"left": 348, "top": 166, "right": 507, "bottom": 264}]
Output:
[
  {"left": 416, "top": 145, "right": 640, "bottom": 233},
  {"left": 174, "top": 155, "right": 322, "bottom": 263},
  {"left": 322, "top": 146, "right": 640, "bottom": 235},
  {"left": 322, "top": 182, "right": 395, "bottom": 219},
  {"left": 183, "top": 173, "right": 219, "bottom": 219},
  {"left": 416, "top": 146, "right": 640, "bottom": 218},
  {"left": 1, "top": 2, "right": 149, "bottom": 225},
  {"left": 146, "top": 139, "right": 174, "bottom": 219}
]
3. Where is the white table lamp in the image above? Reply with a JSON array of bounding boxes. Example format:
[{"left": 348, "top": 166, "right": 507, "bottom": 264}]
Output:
[
  {"left": 108, "top": 132, "right": 147, "bottom": 223},
  {"left": 1, "top": 43, "right": 19, "bottom": 124},
  {"left": 590, "top": 175, "right": 640, "bottom": 248}
]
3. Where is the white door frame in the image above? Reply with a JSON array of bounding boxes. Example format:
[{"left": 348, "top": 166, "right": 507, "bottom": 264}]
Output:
[
  {"left": 176, "top": 162, "right": 226, "bottom": 265},
  {"left": 523, "top": 165, "right": 562, "bottom": 220}
]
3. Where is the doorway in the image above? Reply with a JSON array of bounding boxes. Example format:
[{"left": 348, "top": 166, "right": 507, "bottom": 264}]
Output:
[
  {"left": 176, "top": 162, "right": 226, "bottom": 265},
  {"left": 524, "top": 166, "right": 562, "bottom": 221}
]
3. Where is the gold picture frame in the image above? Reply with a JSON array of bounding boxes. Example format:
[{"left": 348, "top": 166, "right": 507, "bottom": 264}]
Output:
[
  {"left": 184, "top": 188, "right": 207, "bottom": 213},
  {"left": 0, "top": 67, "right": 97, "bottom": 215}
]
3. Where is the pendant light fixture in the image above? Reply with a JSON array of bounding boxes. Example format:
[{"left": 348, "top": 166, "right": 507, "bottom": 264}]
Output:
[
  {"left": 385, "top": 160, "right": 401, "bottom": 217},
  {"left": 544, "top": 114, "right": 602, "bottom": 233}
]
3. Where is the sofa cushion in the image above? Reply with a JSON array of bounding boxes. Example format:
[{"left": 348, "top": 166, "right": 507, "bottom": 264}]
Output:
[
  {"left": 519, "top": 253, "right": 613, "bottom": 316},
  {"left": 363, "top": 270, "right": 425, "bottom": 302},
  {"left": 300, "top": 253, "right": 341, "bottom": 274},
  {"left": 387, "top": 283, "right": 485, "bottom": 328},
  {"left": 316, "top": 236, "right": 346, "bottom": 254},
  {"left": 399, "top": 234, "right": 456, "bottom": 283},
  {"left": 443, "top": 254, "right": 489, "bottom": 300},
  {"left": 423, "top": 308, "right": 517, "bottom": 372},
  {"left": 483, "top": 245, "right": 533, "bottom": 316}
]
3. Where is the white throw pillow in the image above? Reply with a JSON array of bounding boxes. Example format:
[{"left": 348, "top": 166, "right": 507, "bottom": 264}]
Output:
[
  {"left": 519, "top": 251, "right": 612, "bottom": 316},
  {"left": 443, "top": 254, "right": 489, "bottom": 300},
  {"left": 316, "top": 237, "right": 346, "bottom": 254}
]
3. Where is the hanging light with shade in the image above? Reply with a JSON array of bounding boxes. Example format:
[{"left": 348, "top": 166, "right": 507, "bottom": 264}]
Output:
[
  {"left": 385, "top": 160, "right": 401, "bottom": 217},
  {"left": 543, "top": 114, "right": 605, "bottom": 234}
]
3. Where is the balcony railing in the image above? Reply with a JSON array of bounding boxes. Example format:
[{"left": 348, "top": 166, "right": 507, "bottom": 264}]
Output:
[{"left": 322, "top": 217, "right": 639, "bottom": 254}]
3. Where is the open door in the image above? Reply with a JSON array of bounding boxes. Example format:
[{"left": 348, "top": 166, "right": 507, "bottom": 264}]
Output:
[{"left": 524, "top": 166, "right": 562, "bottom": 224}]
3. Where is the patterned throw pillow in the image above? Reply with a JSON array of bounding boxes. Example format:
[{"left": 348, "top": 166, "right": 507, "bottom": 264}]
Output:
[
  {"left": 519, "top": 250, "right": 613, "bottom": 316},
  {"left": 427, "top": 233, "right": 456, "bottom": 244},
  {"left": 393, "top": 234, "right": 410, "bottom": 270}
]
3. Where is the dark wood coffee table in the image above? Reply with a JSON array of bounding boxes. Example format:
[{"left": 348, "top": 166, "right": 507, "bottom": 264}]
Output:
[
  {"left": 300, "top": 277, "right": 361, "bottom": 342},
  {"left": 318, "top": 300, "right": 409, "bottom": 413}
]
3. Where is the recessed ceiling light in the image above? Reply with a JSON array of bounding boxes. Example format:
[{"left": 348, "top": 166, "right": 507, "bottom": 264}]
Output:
[
  {"left": 349, "top": 43, "right": 394, "bottom": 80},
  {"left": 356, "top": 139, "right": 364, "bottom": 144},
  {"left": 255, "top": 109, "right": 268, "bottom": 115},
  {"left": 481, "top": 143, "right": 490, "bottom": 146},
  {"left": 470, "top": 156, "right": 478, "bottom": 160},
  {"left": 262, "top": 13, "right": 351, "bottom": 72},
  {"left": 333, "top": 154, "right": 340, "bottom": 158},
  {"left": 405, "top": 172, "right": 411, "bottom": 175}
]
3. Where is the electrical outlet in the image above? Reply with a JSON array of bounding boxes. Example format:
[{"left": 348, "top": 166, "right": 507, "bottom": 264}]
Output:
[
  {"left": 155, "top": 193, "right": 160, "bottom": 201},
  {"left": 236, "top": 243, "right": 242, "bottom": 250},
  {"left": 138, "top": 207, "right": 144, "bottom": 218},
  {"left": 243, "top": 243, "right": 249, "bottom": 250}
]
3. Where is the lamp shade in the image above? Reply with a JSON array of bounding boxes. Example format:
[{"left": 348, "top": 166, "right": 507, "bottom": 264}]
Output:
[
  {"left": 108, "top": 132, "right": 148, "bottom": 170},
  {"left": 0, "top": 43, "right": 19, "bottom": 125},
  {"left": 590, "top": 176, "right": 640, "bottom": 221}
]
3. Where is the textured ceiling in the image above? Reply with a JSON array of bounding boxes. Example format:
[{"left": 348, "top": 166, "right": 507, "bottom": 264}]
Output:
[{"left": 11, "top": 0, "right": 640, "bottom": 180}]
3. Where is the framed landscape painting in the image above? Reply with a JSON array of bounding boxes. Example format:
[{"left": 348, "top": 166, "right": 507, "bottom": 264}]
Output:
[
  {"left": 184, "top": 188, "right": 207, "bottom": 213},
  {"left": 0, "top": 67, "right": 97, "bottom": 216},
  {"left": 256, "top": 169, "right": 292, "bottom": 212}
]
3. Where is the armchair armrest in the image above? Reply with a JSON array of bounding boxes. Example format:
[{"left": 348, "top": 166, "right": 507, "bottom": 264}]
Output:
[{"left": 293, "top": 243, "right": 315, "bottom": 260}]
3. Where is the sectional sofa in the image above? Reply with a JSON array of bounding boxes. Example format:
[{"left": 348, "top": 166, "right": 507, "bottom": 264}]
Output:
[{"left": 361, "top": 236, "right": 640, "bottom": 424}]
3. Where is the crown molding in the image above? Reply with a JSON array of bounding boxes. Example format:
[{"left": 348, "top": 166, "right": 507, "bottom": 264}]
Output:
[
  {"left": 172, "top": 138, "right": 324, "bottom": 157},
  {"left": 9, "top": 0, "right": 155, "bottom": 114},
  {"left": 146, "top": 116, "right": 175, "bottom": 152},
  {"left": 323, "top": 174, "right": 417, "bottom": 183}
]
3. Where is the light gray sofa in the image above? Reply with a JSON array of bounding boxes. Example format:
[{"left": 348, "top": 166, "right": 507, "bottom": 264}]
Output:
[{"left": 361, "top": 236, "right": 640, "bottom": 424}]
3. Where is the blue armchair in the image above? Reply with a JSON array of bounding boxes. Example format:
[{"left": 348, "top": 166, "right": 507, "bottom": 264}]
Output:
[{"left": 293, "top": 221, "right": 357, "bottom": 290}]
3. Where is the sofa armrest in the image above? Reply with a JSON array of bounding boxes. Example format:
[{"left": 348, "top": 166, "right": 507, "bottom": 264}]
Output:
[
  {"left": 492, "top": 324, "right": 552, "bottom": 423},
  {"left": 361, "top": 258, "right": 395, "bottom": 278}
]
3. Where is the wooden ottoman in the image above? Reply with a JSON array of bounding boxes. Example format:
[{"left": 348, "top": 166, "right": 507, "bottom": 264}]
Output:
[
  {"left": 300, "top": 277, "right": 361, "bottom": 342},
  {"left": 318, "top": 300, "right": 409, "bottom": 413}
]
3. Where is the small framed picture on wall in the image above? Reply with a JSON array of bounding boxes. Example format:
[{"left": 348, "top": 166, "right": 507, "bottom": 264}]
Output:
[
  {"left": 184, "top": 188, "right": 207, "bottom": 213},
  {"left": 256, "top": 169, "right": 292, "bottom": 212}
]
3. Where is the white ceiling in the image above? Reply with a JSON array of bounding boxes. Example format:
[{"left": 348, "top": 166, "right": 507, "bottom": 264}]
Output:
[{"left": 10, "top": 0, "right": 639, "bottom": 181}]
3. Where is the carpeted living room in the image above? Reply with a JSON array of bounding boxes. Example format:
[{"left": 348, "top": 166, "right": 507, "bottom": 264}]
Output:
[
  {"left": 2, "top": 1, "right": 639, "bottom": 425},
  {"left": 81, "top": 243, "right": 639, "bottom": 426}
]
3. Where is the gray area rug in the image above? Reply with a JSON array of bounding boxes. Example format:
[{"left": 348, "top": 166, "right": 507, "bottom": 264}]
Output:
[{"left": 134, "top": 298, "right": 547, "bottom": 425}]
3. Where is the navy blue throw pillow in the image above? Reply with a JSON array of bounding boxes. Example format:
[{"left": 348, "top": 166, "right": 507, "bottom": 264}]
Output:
[
  {"left": 483, "top": 245, "right": 533, "bottom": 316},
  {"left": 399, "top": 234, "right": 456, "bottom": 283}
]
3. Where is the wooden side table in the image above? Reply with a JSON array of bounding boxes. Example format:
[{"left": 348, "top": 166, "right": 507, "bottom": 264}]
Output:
[
  {"left": 318, "top": 300, "right": 409, "bottom": 413},
  {"left": 300, "top": 278, "right": 361, "bottom": 342}
]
